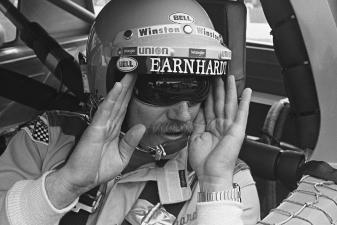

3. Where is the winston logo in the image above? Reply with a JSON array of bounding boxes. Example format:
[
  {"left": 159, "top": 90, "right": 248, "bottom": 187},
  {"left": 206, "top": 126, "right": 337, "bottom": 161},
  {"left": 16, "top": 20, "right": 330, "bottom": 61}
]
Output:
[
  {"left": 138, "top": 25, "right": 181, "bottom": 37},
  {"left": 196, "top": 26, "right": 222, "bottom": 42}
]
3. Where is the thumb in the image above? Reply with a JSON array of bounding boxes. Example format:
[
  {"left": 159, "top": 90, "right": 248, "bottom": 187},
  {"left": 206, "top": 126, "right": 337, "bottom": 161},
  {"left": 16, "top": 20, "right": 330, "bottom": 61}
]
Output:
[{"left": 119, "top": 124, "right": 146, "bottom": 162}]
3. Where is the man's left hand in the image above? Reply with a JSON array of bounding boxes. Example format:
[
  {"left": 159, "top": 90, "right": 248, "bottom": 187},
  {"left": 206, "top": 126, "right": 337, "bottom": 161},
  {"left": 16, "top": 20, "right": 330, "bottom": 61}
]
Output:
[{"left": 188, "top": 75, "right": 252, "bottom": 192}]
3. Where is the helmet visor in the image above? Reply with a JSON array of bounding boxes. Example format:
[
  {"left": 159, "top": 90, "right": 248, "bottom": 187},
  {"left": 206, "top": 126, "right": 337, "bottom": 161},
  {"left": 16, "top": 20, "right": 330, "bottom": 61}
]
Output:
[{"left": 134, "top": 74, "right": 210, "bottom": 106}]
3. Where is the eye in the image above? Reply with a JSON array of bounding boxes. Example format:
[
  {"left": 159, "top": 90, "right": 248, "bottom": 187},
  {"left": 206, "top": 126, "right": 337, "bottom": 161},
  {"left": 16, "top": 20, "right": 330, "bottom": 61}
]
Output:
[{"left": 187, "top": 101, "right": 199, "bottom": 107}]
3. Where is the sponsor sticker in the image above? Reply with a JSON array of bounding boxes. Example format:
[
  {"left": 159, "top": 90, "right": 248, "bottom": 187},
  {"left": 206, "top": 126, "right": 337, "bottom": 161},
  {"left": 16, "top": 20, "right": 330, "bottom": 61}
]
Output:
[
  {"left": 219, "top": 50, "right": 232, "bottom": 59},
  {"left": 122, "top": 47, "right": 137, "bottom": 56},
  {"left": 138, "top": 24, "right": 182, "bottom": 37},
  {"left": 196, "top": 26, "right": 222, "bottom": 42},
  {"left": 169, "top": 13, "right": 195, "bottom": 24},
  {"left": 189, "top": 48, "right": 206, "bottom": 58},
  {"left": 136, "top": 24, "right": 223, "bottom": 43},
  {"left": 138, "top": 46, "right": 172, "bottom": 56},
  {"left": 120, "top": 47, "right": 172, "bottom": 56},
  {"left": 116, "top": 57, "right": 138, "bottom": 72}
]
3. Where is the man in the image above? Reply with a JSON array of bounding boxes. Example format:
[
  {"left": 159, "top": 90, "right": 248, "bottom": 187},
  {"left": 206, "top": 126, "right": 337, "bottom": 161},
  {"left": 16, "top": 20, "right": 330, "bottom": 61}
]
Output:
[{"left": 0, "top": 0, "right": 259, "bottom": 224}]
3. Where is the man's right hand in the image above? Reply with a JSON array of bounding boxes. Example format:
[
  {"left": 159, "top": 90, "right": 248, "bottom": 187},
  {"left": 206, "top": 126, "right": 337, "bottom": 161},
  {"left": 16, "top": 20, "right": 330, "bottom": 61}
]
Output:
[{"left": 45, "top": 73, "right": 146, "bottom": 209}]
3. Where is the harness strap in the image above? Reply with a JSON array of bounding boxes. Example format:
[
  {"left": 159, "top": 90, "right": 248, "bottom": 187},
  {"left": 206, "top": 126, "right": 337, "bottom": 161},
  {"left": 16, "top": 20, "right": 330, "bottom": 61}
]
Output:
[
  {"left": 122, "top": 175, "right": 198, "bottom": 225},
  {"left": 59, "top": 172, "right": 197, "bottom": 225}
]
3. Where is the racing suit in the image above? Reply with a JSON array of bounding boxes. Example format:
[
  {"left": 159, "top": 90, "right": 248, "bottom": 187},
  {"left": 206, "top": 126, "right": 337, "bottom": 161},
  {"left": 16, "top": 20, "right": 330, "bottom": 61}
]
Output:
[{"left": 0, "top": 110, "right": 260, "bottom": 225}]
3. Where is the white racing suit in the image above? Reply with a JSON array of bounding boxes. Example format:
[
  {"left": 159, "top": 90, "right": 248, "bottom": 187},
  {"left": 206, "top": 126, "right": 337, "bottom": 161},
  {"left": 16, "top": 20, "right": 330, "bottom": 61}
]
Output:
[{"left": 0, "top": 110, "right": 260, "bottom": 225}]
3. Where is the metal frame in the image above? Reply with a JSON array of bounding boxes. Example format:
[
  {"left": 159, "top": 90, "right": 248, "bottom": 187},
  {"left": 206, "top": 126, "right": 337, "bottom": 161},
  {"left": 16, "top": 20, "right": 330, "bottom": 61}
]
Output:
[{"left": 46, "top": 0, "right": 95, "bottom": 24}]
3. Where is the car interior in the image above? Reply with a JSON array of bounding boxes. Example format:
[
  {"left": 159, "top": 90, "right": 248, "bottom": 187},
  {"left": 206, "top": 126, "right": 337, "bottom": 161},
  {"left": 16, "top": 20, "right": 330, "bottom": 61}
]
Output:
[{"left": 0, "top": 0, "right": 337, "bottom": 221}]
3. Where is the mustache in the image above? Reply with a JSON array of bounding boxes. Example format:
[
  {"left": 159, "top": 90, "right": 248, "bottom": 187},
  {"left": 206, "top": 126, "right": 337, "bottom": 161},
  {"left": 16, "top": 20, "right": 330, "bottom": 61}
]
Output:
[{"left": 147, "top": 120, "right": 193, "bottom": 136}]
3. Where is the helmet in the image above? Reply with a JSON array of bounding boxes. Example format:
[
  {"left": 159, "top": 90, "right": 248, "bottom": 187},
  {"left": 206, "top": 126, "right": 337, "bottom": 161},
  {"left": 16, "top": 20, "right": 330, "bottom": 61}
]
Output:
[{"left": 86, "top": 0, "right": 232, "bottom": 98}]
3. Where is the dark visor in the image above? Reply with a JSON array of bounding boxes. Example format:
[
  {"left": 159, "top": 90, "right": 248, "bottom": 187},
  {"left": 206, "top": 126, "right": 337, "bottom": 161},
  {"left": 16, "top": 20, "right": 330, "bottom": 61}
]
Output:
[{"left": 134, "top": 75, "right": 211, "bottom": 106}]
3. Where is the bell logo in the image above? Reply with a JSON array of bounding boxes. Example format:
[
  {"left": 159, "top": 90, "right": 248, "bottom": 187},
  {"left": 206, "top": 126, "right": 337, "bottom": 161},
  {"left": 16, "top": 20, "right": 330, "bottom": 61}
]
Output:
[
  {"left": 169, "top": 13, "right": 195, "bottom": 24},
  {"left": 117, "top": 57, "right": 138, "bottom": 72}
]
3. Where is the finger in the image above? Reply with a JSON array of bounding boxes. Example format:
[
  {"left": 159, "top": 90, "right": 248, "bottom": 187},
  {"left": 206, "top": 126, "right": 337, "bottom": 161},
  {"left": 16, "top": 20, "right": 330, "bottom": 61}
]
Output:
[
  {"left": 234, "top": 88, "right": 252, "bottom": 128},
  {"left": 115, "top": 73, "right": 137, "bottom": 120},
  {"left": 113, "top": 74, "right": 137, "bottom": 133},
  {"left": 109, "top": 73, "right": 137, "bottom": 121},
  {"left": 91, "top": 82, "right": 123, "bottom": 128},
  {"left": 118, "top": 124, "right": 146, "bottom": 162},
  {"left": 193, "top": 109, "right": 206, "bottom": 134},
  {"left": 214, "top": 76, "right": 225, "bottom": 118},
  {"left": 225, "top": 75, "right": 238, "bottom": 120},
  {"left": 204, "top": 84, "right": 215, "bottom": 123}
]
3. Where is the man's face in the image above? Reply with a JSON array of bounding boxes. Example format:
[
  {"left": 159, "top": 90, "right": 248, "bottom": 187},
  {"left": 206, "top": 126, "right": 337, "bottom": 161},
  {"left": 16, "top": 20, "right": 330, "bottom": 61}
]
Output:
[{"left": 125, "top": 97, "right": 201, "bottom": 149}]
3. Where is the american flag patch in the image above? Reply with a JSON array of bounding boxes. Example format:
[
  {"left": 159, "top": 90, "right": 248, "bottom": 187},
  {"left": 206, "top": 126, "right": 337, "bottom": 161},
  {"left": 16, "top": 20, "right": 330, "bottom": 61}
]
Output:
[{"left": 22, "top": 115, "right": 49, "bottom": 145}]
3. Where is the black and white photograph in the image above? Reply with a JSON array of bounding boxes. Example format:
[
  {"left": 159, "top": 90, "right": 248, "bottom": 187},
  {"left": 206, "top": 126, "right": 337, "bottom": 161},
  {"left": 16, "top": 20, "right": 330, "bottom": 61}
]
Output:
[{"left": 0, "top": 0, "right": 336, "bottom": 224}]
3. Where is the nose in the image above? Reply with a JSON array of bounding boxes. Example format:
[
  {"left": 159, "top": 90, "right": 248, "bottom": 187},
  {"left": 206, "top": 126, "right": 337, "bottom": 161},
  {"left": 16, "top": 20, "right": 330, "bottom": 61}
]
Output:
[{"left": 167, "top": 101, "right": 192, "bottom": 122}]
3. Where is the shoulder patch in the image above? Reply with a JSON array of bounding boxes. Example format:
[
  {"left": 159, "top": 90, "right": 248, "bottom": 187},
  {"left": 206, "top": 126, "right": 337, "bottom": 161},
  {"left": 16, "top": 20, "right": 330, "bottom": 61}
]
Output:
[{"left": 22, "top": 115, "right": 49, "bottom": 145}]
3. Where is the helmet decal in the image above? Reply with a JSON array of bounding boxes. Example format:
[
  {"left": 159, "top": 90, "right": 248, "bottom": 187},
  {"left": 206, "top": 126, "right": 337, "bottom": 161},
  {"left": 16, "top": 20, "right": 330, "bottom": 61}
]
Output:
[
  {"left": 119, "top": 47, "right": 173, "bottom": 57},
  {"left": 118, "top": 47, "right": 137, "bottom": 56},
  {"left": 195, "top": 26, "right": 223, "bottom": 43},
  {"left": 115, "top": 45, "right": 231, "bottom": 61},
  {"left": 149, "top": 57, "right": 228, "bottom": 75},
  {"left": 116, "top": 56, "right": 228, "bottom": 75},
  {"left": 116, "top": 57, "right": 138, "bottom": 72},
  {"left": 137, "top": 46, "right": 173, "bottom": 56},
  {"left": 169, "top": 13, "right": 195, "bottom": 24},
  {"left": 138, "top": 24, "right": 181, "bottom": 38},
  {"left": 189, "top": 48, "right": 206, "bottom": 58},
  {"left": 219, "top": 50, "right": 232, "bottom": 60},
  {"left": 136, "top": 24, "right": 223, "bottom": 43}
]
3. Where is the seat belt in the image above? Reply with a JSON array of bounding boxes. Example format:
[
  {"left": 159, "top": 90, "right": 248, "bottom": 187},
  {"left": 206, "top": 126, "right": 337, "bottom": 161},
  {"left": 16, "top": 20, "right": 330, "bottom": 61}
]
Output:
[{"left": 60, "top": 176, "right": 197, "bottom": 225}]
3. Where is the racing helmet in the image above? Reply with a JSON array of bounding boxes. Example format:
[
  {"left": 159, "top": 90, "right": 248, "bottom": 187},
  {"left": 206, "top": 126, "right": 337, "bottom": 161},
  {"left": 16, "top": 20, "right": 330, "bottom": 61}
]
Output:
[{"left": 86, "top": 0, "right": 232, "bottom": 106}]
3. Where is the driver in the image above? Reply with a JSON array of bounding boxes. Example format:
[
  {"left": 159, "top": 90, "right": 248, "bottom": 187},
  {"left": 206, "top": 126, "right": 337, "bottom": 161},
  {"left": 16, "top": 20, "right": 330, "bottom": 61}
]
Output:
[{"left": 0, "top": 0, "right": 258, "bottom": 224}]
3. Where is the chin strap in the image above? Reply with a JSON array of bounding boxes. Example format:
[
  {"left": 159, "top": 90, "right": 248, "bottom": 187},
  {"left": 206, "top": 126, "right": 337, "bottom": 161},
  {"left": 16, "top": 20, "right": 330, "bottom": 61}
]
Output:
[{"left": 120, "top": 132, "right": 188, "bottom": 160}]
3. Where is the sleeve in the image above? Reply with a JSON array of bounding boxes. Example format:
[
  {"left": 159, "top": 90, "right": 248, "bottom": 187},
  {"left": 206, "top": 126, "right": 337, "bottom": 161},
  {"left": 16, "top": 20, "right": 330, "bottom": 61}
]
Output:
[
  {"left": 0, "top": 123, "right": 76, "bottom": 225},
  {"left": 234, "top": 168, "right": 261, "bottom": 225},
  {"left": 196, "top": 166, "right": 260, "bottom": 225},
  {"left": 1, "top": 172, "right": 78, "bottom": 225},
  {"left": 197, "top": 201, "right": 244, "bottom": 225}
]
